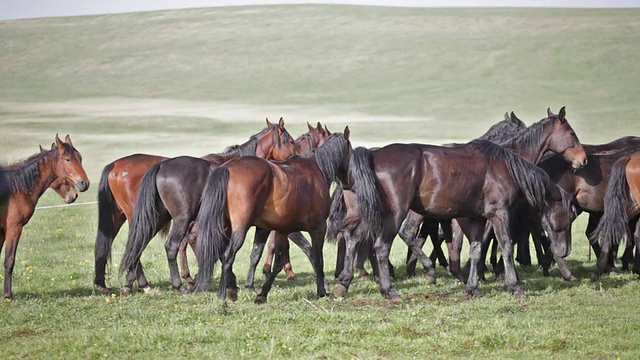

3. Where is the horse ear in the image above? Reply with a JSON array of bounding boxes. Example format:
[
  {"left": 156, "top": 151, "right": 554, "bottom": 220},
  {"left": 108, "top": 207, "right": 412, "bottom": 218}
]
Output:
[
  {"left": 39, "top": 145, "right": 45, "bottom": 152},
  {"left": 266, "top": 117, "right": 273, "bottom": 127},
  {"left": 50, "top": 142, "right": 55, "bottom": 150},
  {"left": 504, "top": 112, "right": 510, "bottom": 121},
  {"left": 558, "top": 106, "right": 566, "bottom": 122},
  {"left": 64, "top": 134, "right": 73, "bottom": 145},
  {"left": 307, "top": 122, "right": 314, "bottom": 132},
  {"left": 324, "top": 125, "right": 332, "bottom": 135},
  {"left": 343, "top": 126, "right": 350, "bottom": 140},
  {"left": 547, "top": 108, "right": 554, "bottom": 117},
  {"left": 55, "top": 134, "right": 65, "bottom": 150},
  {"left": 510, "top": 111, "right": 521, "bottom": 122},
  {"left": 278, "top": 117, "right": 285, "bottom": 129}
]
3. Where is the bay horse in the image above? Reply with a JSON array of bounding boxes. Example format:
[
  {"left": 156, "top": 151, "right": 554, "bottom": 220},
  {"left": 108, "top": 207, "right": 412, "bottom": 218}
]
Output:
[
  {"left": 117, "top": 119, "right": 299, "bottom": 294},
  {"left": 94, "top": 120, "right": 327, "bottom": 294},
  {"left": 0, "top": 135, "right": 89, "bottom": 300},
  {"left": 399, "top": 107, "right": 586, "bottom": 282},
  {"left": 588, "top": 151, "right": 640, "bottom": 278},
  {"left": 250, "top": 123, "right": 332, "bottom": 283},
  {"left": 193, "top": 129, "right": 353, "bottom": 304},
  {"left": 332, "top": 139, "right": 576, "bottom": 301}
]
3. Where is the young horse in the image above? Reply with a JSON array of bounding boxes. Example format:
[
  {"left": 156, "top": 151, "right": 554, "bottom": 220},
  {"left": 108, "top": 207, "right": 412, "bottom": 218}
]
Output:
[
  {"left": 94, "top": 119, "right": 322, "bottom": 294},
  {"left": 118, "top": 119, "right": 298, "bottom": 295},
  {"left": 193, "top": 129, "right": 352, "bottom": 304},
  {"left": 333, "top": 140, "right": 575, "bottom": 301},
  {"left": 592, "top": 151, "right": 640, "bottom": 277},
  {"left": 0, "top": 135, "right": 89, "bottom": 300}
]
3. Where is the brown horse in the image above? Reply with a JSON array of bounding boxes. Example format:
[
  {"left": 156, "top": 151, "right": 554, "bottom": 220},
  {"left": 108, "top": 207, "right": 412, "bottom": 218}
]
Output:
[
  {"left": 592, "top": 151, "right": 640, "bottom": 277},
  {"left": 94, "top": 119, "right": 325, "bottom": 294},
  {"left": 193, "top": 129, "right": 352, "bottom": 304},
  {"left": 0, "top": 135, "right": 89, "bottom": 300},
  {"left": 256, "top": 123, "right": 332, "bottom": 281},
  {"left": 332, "top": 140, "right": 576, "bottom": 301},
  {"left": 116, "top": 119, "right": 301, "bottom": 294}
]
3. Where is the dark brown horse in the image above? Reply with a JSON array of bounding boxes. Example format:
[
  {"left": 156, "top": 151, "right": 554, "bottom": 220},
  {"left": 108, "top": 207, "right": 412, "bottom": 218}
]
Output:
[
  {"left": 590, "top": 151, "right": 640, "bottom": 277},
  {"left": 0, "top": 135, "right": 89, "bottom": 300},
  {"left": 332, "top": 140, "right": 576, "bottom": 301},
  {"left": 193, "top": 130, "right": 353, "bottom": 304},
  {"left": 117, "top": 119, "right": 299, "bottom": 294},
  {"left": 94, "top": 119, "right": 324, "bottom": 294}
]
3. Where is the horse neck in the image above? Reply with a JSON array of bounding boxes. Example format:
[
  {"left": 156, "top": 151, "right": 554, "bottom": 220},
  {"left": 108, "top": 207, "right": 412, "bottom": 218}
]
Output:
[
  {"left": 501, "top": 120, "right": 553, "bottom": 164},
  {"left": 6, "top": 150, "right": 59, "bottom": 202}
]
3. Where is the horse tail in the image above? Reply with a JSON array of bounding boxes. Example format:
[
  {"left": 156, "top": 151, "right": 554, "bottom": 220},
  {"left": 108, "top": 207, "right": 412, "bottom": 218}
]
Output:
[
  {"left": 348, "top": 147, "right": 383, "bottom": 243},
  {"left": 326, "top": 186, "right": 346, "bottom": 243},
  {"left": 119, "top": 163, "right": 164, "bottom": 275},
  {"left": 593, "top": 155, "right": 633, "bottom": 246},
  {"left": 194, "top": 166, "right": 230, "bottom": 292},
  {"left": 94, "top": 162, "right": 117, "bottom": 286}
]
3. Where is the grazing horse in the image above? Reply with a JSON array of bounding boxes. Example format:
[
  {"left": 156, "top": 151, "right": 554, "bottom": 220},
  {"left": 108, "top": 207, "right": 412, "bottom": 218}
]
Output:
[
  {"left": 0, "top": 135, "right": 89, "bottom": 300},
  {"left": 193, "top": 130, "right": 353, "bottom": 304},
  {"left": 592, "top": 151, "right": 640, "bottom": 277},
  {"left": 332, "top": 140, "right": 576, "bottom": 301},
  {"left": 94, "top": 119, "right": 325, "bottom": 294},
  {"left": 118, "top": 119, "right": 299, "bottom": 295}
]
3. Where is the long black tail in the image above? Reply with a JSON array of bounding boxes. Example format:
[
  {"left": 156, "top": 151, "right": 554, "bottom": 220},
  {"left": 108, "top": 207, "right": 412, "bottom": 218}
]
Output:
[
  {"left": 194, "top": 166, "right": 230, "bottom": 292},
  {"left": 119, "top": 163, "right": 164, "bottom": 275},
  {"left": 327, "top": 186, "right": 346, "bottom": 242},
  {"left": 593, "top": 155, "right": 633, "bottom": 246},
  {"left": 94, "top": 162, "right": 117, "bottom": 286},
  {"left": 348, "top": 147, "right": 383, "bottom": 243}
]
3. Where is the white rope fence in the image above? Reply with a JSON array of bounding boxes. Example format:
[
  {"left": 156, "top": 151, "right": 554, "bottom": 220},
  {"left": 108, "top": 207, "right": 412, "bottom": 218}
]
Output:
[{"left": 35, "top": 201, "right": 98, "bottom": 210}]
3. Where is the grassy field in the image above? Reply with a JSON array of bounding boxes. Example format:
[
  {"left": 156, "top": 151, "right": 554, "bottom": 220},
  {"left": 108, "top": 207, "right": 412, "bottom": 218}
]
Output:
[{"left": 1, "top": 4, "right": 640, "bottom": 359}]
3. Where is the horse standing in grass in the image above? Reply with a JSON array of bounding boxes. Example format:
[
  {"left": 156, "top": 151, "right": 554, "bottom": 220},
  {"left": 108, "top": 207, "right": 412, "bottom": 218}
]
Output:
[
  {"left": 0, "top": 135, "right": 89, "bottom": 300},
  {"left": 95, "top": 120, "right": 327, "bottom": 294},
  {"left": 593, "top": 151, "right": 640, "bottom": 277},
  {"left": 194, "top": 129, "right": 353, "bottom": 304},
  {"left": 117, "top": 119, "right": 300, "bottom": 295},
  {"left": 332, "top": 140, "right": 576, "bottom": 301}
]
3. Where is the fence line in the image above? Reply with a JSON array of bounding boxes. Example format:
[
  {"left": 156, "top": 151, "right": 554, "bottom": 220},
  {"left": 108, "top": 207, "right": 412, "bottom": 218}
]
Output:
[{"left": 35, "top": 201, "right": 98, "bottom": 210}]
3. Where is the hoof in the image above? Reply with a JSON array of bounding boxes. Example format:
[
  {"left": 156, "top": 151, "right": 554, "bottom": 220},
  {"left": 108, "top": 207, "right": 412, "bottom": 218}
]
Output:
[
  {"left": 564, "top": 275, "right": 579, "bottom": 282},
  {"left": 185, "top": 282, "right": 195, "bottom": 293},
  {"left": 467, "top": 288, "right": 483, "bottom": 298},
  {"left": 254, "top": 295, "right": 267, "bottom": 304},
  {"left": 357, "top": 268, "right": 370, "bottom": 278},
  {"left": 3, "top": 294, "right": 13, "bottom": 302},
  {"left": 99, "top": 287, "right": 110, "bottom": 295},
  {"left": 286, "top": 273, "right": 297, "bottom": 281},
  {"left": 332, "top": 284, "right": 348, "bottom": 298},
  {"left": 387, "top": 290, "right": 402, "bottom": 303},
  {"left": 226, "top": 288, "right": 238, "bottom": 302},
  {"left": 178, "top": 286, "right": 190, "bottom": 295},
  {"left": 142, "top": 286, "right": 153, "bottom": 294},
  {"left": 120, "top": 287, "right": 133, "bottom": 296}
]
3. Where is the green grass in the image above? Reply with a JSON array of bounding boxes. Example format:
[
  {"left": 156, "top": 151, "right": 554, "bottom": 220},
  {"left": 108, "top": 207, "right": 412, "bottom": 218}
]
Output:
[{"left": 1, "top": 4, "right": 640, "bottom": 359}]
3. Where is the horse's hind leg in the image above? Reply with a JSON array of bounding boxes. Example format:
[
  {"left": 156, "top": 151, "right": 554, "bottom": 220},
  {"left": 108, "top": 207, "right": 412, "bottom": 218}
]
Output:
[
  {"left": 262, "top": 231, "right": 276, "bottom": 276},
  {"left": 94, "top": 211, "right": 126, "bottom": 294},
  {"left": 333, "top": 231, "right": 359, "bottom": 298},
  {"left": 309, "top": 226, "right": 328, "bottom": 299},
  {"left": 219, "top": 227, "right": 248, "bottom": 302},
  {"left": 398, "top": 212, "right": 423, "bottom": 277},
  {"left": 245, "top": 227, "right": 271, "bottom": 292},
  {"left": 164, "top": 217, "right": 192, "bottom": 295},
  {"left": 287, "top": 231, "right": 314, "bottom": 278},
  {"left": 256, "top": 232, "right": 288, "bottom": 304},
  {"left": 179, "top": 221, "right": 197, "bottom": 284}
]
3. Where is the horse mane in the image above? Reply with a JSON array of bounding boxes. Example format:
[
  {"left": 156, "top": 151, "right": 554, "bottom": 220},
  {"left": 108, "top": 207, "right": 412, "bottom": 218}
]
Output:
[
  {"left": 470, "top": 139, "right": 552, "bottom": 212},
  {"left": 301, "top": 133, "right": 348, "bottom": 186},
  {"left": 499, "top": 116, "right": 557, "bottom": 154},
  {"left": 205, "top": 124, "right": 284, "bottom": 159},
  {"left": 1, "top": 149, "right": 55, "bottom": 194},
  {"left": 477, "top": 115, "right": 527, "bottom": 143}
]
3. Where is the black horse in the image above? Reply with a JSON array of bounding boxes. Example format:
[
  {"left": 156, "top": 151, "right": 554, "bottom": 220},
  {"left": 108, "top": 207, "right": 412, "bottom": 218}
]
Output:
[{"left": 331, "top": 140, "right": 575, "bottom": 300}]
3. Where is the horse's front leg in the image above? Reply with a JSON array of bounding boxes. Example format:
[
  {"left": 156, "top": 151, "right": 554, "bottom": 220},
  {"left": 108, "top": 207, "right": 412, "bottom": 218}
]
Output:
[
  {"left": 256, "top": 231, "right": 289, "bottom": 304},
  {"left": 490, "top": 211, "right": 523, "bottom": 295},
  {"left": 2, "top": 223, "right": 22, "bottom": 300}
]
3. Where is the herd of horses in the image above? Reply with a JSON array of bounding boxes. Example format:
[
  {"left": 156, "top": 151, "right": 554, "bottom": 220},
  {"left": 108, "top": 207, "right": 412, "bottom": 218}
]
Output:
[{"left": 2, "top": 109, "right": 640, "bottom": 303}]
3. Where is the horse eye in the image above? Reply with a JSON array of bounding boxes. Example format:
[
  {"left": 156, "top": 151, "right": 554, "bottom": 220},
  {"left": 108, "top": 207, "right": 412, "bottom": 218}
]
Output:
[{"left": 65, "top": 158, "right": 71, "bottom": 163}]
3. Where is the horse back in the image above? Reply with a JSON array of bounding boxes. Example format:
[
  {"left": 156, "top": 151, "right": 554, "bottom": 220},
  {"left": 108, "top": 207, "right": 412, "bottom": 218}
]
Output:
[
  {"left": 626, "top": 153, "right": 640, "bottom": 206},
  {"left": 155, "top": 156, "right": 214, "bottom": 215}
]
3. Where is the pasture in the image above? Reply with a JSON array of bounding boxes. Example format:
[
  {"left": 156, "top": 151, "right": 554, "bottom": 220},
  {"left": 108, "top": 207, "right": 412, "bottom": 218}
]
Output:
[{"left": 1, "top": 5, "right": 640, "bottom": 358}]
